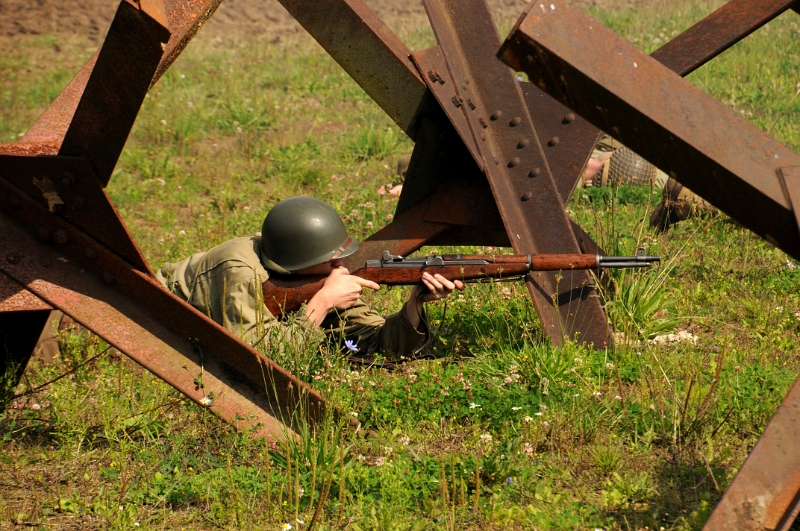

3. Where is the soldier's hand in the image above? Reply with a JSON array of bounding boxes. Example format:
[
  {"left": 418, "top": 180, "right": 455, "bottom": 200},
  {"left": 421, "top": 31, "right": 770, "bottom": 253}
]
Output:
[
  {"left": 406, "top": 273, "right": 464, "bottom": 329},
  {"left": 316, "top": 267, "right": 380, "bottom": 311}
]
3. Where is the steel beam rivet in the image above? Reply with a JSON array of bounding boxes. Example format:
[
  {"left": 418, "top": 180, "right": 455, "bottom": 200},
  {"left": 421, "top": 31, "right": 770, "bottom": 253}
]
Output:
[
  {"left": 563, "top": 113, "right": 576, "bottom": 124},
  {"left": 517, "top": 138, "right": 530, "bottom": 149},
  {"left": 509, "top": 116, "right": 522, "bottom": 127},
  {"left": 62, "top": 172, "right": 75, "bottom": 187},
  {"left": 39, "top": 256, "right": 53, "bottom": 268},
  {"left": 467, "top": 99, "right": 476, "bottom": 110},
  {"left": 548, "top": 136, "right": 560, "bottom": 147},
  {"left": 37, "top": 228, "right": 51, "bottom": 241},
  {"left": 103, "top": 272, "right": 116, "bottom": 284},
  {"left": 72, "top": 195, "right": 86, "bottom": 209},
  {"left": 451, "top": 96, "right": 462, "bottom": 108},
  {"left": 508, "top": 157, "right": 520, "bottom": 168},
  {"left": 8, "top": 195, "right": 21, "bottom": 208},
  {"left": 6, "top": 252, "right": 20, "bottom": 264},
  {"left": 528, "top": 168, "right": 541, "bottom": 178},
  {"left": 490, "top": 110, "right": 502, "bottom": 121},
  {"left": 427, "top": 70, "right": 437, "bottom": 83},
  {"left": 521, "top": 192, "right": 533, "bottom": 201},
  {"left": 85, "top": 248, "right": 97, "bottom": 259},
  {"left": 53, "top": 230, "right": 69, "bottom": 245},
  {"left": 478, "top": 118, "right": 488, "bottom": 129}
]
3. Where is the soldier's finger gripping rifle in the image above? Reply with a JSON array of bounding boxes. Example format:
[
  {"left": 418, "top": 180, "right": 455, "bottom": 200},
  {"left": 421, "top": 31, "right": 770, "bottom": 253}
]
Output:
[{"left": 262, "top": 249, "right": 660, "bottom": 317}]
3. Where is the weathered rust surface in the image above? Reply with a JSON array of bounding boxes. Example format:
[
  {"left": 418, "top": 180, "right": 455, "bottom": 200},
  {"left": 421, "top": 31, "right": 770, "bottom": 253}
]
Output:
[
  {"left": 499, "top": 1, "right": 800, "bottom": 260},
  {"left": 702, "top": 376, "right": 800, "bottom": 531},
  {"left": 0, "top": 154, "right": 150, "bottom": 273},
  {"left": 59, "top": 0, "right": 170, "bottom": 185},
  {"left": 0, "top": 272, "right": 52, "bottom": 313},
  {"left": 650, "top": 0, "right": 798, "bottom": 76},
  {"left": 277, "top": 0, "right": 431, "bottom": 139},
  {"left": 422, "top": 0, "right": 608, "bottom": 347},
  {"left": 0, "top": 176, "right": 335, "bottom": 440}
]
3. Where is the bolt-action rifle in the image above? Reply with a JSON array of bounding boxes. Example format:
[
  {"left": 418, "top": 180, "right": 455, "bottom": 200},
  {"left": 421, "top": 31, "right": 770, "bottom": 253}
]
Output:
[{"left": 262, "top": 249, "right": 660, "bottom": 317}]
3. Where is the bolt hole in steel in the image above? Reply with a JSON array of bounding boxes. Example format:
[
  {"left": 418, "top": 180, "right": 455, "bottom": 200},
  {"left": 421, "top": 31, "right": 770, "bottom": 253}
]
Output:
[
  {"left": 528, "top": 168, "right": 541, "bottom": 178},
  {"left": 517, "top": 138, "right": 530, "bottom": 149},
  {"left": 6, "top": 252, "right": 20, "bottom": 265},
  {"left": 563, "top": 113, "right": 576, "bottom": 124},
  {"left": 451, "top": 95, "right": 462, "bottom": 108},
  {"left": 479, "top": 117, "right": 488, "bottom": 129},
  {"left": 521, "top": 191, "right": 533, "bottom": 201},
  {"left": 548, "top": 136, "right": 560, "bottom": 147},
  {"left": 467, "top": 99, "right": 476, "bottom": 110},
  {"left": 490, "top": 110, "right": 502, "bottom": 120},
  {"left": 509, "top": 116, "right": 522, "bottom": 127},
  {"left": 508, "top": 157, "right": 520, "bottom": 168}
]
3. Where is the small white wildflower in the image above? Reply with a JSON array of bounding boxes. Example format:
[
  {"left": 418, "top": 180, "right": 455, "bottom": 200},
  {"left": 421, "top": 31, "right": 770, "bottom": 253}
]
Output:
[
  {"left": 542, "top": 421, "right": 550, "bottom": 429},
  {"left": 399, "top": 435, "right": 410, "bottom": 446},
  {"left": 614, "top": 395, "right": 622, "bottom": 401},
  {"left": 373, "top": 456, "right": 385, "bottom": 466},
  {"left": 178, "top": 230, "right": 186, "bottom": 237},
  {"left": 297, "top": 517, "right": 305, "bottom": 525},
  {"left": 384, "top": 446, "right": 393, "bottom": 455},
  {"left": 181, "top": 74, "right": 186, "bottom": 79},
  {"left": 200, "top": 396, "right": 213, "bottom": 407},
  {"left": 480, "top": 433, "right": 492, "bottom": 444},
  {"left": 31, "top": 403, "right": 41, "bottom": 411},
  {"left": 349, "top": 411, "right": 359, "bottom": 417},
  {"left": 539, "top": 404, "right": 548, "bottom": 411},
  {"left": 160, "top": 119, "right": 167, "bottom": 125},
  {"left": 573, "top": 393, "right": 580, "bottom": 398},
  {"left": 134, "top": 523, "right": 140, "bottom": 528},
  {"left": 535, "top": 411, "right": 543, "bottom": 416},
  {"left": 469, "top": 402, "right": 481, "bottom": 409},
  {"left": 511, "top": 406, "right": 522, "bottom": 411},
  {"left": 649, "top": 404, "right": 656, "bottom": 410},
  {"left": 282, "top": 524, "right": 293, "bottom": 531},
  {"left": 605, "top": 362, "right": 614, "bottom": 370},
  {"left": 593, "top": 391, "right": 602, "bottom": 398},
  {"left": 523, "top": 416, "right": 533, "bottom": 423},
  {"left": 574, "top": 357, "right": 583, "bottom": 365}
]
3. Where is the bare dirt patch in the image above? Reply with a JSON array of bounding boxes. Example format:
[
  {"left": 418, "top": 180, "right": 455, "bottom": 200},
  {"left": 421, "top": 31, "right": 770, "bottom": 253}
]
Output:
[{"left": 0, "top": 0, "right": 659, "bottom": 42}]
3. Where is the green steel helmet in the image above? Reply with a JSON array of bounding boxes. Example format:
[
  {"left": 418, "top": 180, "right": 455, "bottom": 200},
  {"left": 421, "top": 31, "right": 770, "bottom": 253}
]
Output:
[{"left": 260, "top": 196, "right": 359, "bottom": 273}]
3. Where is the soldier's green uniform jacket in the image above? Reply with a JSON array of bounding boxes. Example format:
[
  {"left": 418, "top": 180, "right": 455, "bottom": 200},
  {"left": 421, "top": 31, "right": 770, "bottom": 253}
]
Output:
[{"left": 156, "top": 237, "right": 427, "bottom": 357}]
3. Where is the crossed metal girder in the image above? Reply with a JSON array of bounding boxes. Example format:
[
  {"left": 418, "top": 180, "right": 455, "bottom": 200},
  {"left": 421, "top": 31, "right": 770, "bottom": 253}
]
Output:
[
  {"left": 3, "top": 0, "right": 800, "bottom": 525},
  {"left": 498, "top": 1, "right": 800, "bottom": 529}
]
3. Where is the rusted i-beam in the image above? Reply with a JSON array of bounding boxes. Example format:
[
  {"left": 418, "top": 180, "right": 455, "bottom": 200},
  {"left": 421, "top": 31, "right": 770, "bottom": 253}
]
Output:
[{"left": 498, "top": 1, "right": 800, "bottom": 261}]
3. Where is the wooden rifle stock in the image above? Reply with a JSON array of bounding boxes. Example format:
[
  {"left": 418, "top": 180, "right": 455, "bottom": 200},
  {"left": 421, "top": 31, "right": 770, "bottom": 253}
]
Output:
[{"left": 262, "top": 250, "right": 659, "bottom": 317}]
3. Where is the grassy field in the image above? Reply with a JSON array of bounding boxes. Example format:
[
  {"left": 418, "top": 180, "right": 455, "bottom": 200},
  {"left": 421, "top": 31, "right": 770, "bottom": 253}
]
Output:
[{"left": 2, "top": 2, "right": 800, "bottom": 530}]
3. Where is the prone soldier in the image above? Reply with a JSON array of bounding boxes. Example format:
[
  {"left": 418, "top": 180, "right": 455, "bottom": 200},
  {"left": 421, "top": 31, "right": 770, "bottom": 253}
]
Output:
[{"left": 156, "top": 196, "right": 463, "bottom": 359}]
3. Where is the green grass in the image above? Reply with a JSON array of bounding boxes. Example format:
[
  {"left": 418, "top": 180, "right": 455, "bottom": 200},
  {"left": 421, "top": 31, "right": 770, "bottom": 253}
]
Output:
[{"left": 2, "top": 2, "right": 800, "bottom": 529}]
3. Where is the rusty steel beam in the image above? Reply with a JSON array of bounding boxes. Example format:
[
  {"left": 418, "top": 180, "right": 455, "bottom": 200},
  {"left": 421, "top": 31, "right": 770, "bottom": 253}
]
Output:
[
  {"left": 0, "top": 273, "right": 52, "bottom": 313},
  {"left": 703, "top": 377, "right": 800, "bottom": 531},
  {"left": 0, "top": 154, "right": 151, "bottom": 273},
  {"left": 0, "top": 174, "right": 336, "bottom": 440},
  {"left": 422, "top": 0, "right": 608, "bottom": 347},
  {"left": 19, "top": 0, "right": 222, "bottom": 156},
  {"left": 651, "top": 0, "right": 798, "bottom": 77},
  {"left": 498, "top": 2, "right": 800, "bottom": 261},
  {"left": 58, "top": 0, "right": 170, "bottom": 185},
  {"left": 276, "top": 0, "right": 431, "bottom": 139}
]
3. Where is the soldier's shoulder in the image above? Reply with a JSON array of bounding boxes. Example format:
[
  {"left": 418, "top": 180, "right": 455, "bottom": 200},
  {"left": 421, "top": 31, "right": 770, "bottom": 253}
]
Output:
[{"left": 204, "top": 237, "right": 268, "bottom": 273}]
